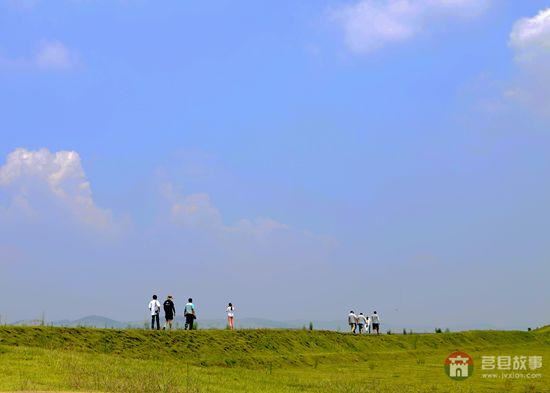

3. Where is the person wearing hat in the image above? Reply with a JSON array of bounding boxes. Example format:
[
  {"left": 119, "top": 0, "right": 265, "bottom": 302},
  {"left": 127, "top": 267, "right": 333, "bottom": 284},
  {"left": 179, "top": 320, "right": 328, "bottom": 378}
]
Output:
[{"left": 163, "top": 295, "right": 176, "bottom": 330}]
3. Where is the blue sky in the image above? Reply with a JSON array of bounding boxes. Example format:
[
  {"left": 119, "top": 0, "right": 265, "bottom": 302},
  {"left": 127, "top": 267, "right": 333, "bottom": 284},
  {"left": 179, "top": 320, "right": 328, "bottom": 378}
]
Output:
[{"left": 0, "top": 0, "right": 549, "bottom": 329}]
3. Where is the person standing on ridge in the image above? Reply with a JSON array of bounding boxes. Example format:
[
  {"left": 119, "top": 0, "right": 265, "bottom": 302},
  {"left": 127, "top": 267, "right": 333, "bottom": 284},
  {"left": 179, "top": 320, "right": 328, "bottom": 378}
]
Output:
[
  {"left": 163, "top": 295, "right": 176, "bottom": 330},
  {"left": 357, "top": 312, "right": 367, "bottom": 334},
  {"left": 148, "top": 295, "right": 161, "bottom": 330},
  {"left": 184, "top": 298, "right": 196, "bottom": 330},
  {"left": 371, "top": 310, "right": 380, "bottom": 335},
  {"left": 226, "top": 302, "right": 235, "bottom": 330},
  {"left": 348, "top": 311, "right": 358, "bottom": 334}
]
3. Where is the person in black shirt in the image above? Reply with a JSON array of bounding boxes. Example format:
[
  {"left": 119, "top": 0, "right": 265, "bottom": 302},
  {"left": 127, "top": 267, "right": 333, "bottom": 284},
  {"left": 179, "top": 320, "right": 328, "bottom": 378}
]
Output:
[{"left": 163, "top": 295, "right": 176, "bottom": 330}]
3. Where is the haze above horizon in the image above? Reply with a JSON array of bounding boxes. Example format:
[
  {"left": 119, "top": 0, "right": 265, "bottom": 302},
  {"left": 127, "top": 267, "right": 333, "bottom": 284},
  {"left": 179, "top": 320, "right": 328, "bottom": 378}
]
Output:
[{"left": 0, "top": 0, "right": 549, "bottom": 329}]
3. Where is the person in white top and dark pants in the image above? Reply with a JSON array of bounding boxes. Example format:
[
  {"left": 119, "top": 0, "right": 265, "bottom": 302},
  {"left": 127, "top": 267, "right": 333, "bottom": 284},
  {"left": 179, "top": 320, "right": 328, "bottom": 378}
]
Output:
[
  {"left": 357, "top": 313, "right": 368, "bottom": 334},
  {"left": 148, "top": 295, "right": 161, "bottom": 330},
  {"left": 184, "top": 298, "right": 196, "bottom": 330},
  {"left": 371, "top": 311, "right": 380, "bottom": 335}
]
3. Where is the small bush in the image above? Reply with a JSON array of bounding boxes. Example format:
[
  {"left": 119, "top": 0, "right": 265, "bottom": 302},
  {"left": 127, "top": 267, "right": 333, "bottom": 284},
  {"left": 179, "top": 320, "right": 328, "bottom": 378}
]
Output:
[
  {"left": 402, "top": 329, "right": 407, "bottom": 335},
  {"left": 387, "top": 330, "right": 392, "bottom": 335},
  {"left": 435, "top": 328, "right": 442, "bottom": 334},
  {"left": 309, "top": 322, "right": 314, "bottom": 331}
]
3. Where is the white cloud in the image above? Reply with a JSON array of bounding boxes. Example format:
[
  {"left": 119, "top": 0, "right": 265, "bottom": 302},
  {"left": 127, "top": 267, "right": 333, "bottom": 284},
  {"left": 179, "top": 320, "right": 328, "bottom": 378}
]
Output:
[
  {"left": 510, "top": 8, "right": 550, "bottom": 58},
  {"left": 0, "top": 40, "right": 77, "bottom": 71},
  {"left": 163, "top": 183, "right": 289, "bottom": 239},
  {"left": 506, "top": 8, "right": 550, "bottom": 116},
  {"left": 170, "top": 192, "right": 224, "bottom": 229},
  {"left": 329, "top": 0, "right": 490, "bottom": 54},
  {"left": 0, "top": 148, "right": 112, "bottom": 229},
  {"left": 34, "top": 41, "right": 76, "bottom": 70}
]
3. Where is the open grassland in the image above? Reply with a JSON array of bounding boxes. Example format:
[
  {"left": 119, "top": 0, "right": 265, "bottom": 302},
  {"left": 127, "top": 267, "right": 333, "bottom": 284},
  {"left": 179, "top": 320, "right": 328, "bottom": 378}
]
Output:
[{"left": 0, "top": 326, "right": 548, "bottom": 392}]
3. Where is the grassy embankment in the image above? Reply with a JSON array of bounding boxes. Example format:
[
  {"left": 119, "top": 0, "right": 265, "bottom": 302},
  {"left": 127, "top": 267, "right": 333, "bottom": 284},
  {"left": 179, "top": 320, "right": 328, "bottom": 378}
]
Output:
[{"left": 0, "top": 326, "right": 548, "bottom": 392}]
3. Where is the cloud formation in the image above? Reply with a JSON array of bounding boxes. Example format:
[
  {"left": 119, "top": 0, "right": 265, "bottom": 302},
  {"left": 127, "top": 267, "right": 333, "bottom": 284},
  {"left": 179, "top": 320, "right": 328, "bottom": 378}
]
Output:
[
  {"left": 0, "top": 40, "right": 76, "bottom": 71},
  {"left": 34, "top": 41, "right": 76, "bottom": 70},
  {"left": 163, "top": 183, "right": 290, "bottom": 239},
  {"left": 0, "top": 148, "right": 337, "bottom": 322},
  {"left": 330, "top": 0, "right": 490, "bottom": 54},
  {"left": 507, "top": 8, "right": 550, "bottom": 116},
  {"left": 0, "top": 148, "right": 112, "bottom": 228},
  {"left": 509, "top": 8, "right": 550, "bottom": 59}
]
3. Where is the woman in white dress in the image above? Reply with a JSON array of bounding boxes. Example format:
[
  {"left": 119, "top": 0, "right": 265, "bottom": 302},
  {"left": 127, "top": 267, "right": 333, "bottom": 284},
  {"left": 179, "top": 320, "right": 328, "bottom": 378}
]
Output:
[{"left": 226, "top": 302, "right": 235, "bottom": 330}]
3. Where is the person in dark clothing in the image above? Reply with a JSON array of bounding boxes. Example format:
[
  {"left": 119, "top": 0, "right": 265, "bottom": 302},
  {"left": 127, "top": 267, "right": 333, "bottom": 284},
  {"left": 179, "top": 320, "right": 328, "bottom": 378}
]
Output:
[
  {"left": 184, "top": 298, "right": 196, "bottom": 330},
  {"left": 148, "top": 295, "right": 161, "bottom": 330},
  {"left": 163, "top": 295, "right": 176, "bottom": 330}
]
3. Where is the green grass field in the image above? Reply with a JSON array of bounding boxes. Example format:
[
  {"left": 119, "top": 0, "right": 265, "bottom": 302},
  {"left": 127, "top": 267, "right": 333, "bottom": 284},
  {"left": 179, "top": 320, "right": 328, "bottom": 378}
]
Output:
[{"left": 0, "top": 326, "right": 548, "bottom": 392}]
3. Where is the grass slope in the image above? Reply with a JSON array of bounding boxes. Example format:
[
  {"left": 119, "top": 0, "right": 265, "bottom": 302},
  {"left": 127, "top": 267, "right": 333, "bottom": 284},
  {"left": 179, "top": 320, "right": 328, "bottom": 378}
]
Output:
[{"left": 0, "top": 326, "right": 548, "bottom": 392}]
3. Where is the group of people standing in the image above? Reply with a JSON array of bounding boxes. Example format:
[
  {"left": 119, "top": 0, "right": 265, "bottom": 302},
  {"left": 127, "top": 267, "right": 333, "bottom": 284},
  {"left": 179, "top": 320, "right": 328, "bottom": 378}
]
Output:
[
  {"left": 149, "top": 295, "right": 380, "bottom": 334},
  {"left": 148, "top": 295, "right": 235, "bottom": 331},
  {"left": 348, "top": 310, "right": 380, "bottom": 334}
]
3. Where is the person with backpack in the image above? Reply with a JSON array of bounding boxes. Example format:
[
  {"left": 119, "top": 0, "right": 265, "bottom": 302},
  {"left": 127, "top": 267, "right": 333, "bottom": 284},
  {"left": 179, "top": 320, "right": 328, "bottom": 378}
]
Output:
[
  {"left": 148, "top": 295, "right": 161, "bottom": 330},
  {"left": 226, "top": 302, "right": 235, "bottom": 330},
  {"left": 184, "top": 298, "right": 196, "bottom": 330},
  {"left": 371, "top": 311, "right": 381, "bottom": 335},
  {"left": 348, "top": 310, "right": 358, "bottom": 334},
  {"left": 163, "top": 295, "right": 176, "bottom": 330}
]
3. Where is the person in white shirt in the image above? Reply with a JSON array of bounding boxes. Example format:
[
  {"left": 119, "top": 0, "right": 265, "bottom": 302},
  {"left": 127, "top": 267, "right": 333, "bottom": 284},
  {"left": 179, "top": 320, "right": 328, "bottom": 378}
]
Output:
[
  {"left": 226, "top": 302, "right": 235, "bottom": 330},
  {"left": 348, "top": 311, "right": 358, "bottom": 334},
  {"left": 371, "top": 311, "right": 380, "bottom": 335},
  {"left": 148, "top": 295, "right": 161, "bottom": 330},
  {"left": 357, "top": 313, "right": 368, "bottom": 334}
]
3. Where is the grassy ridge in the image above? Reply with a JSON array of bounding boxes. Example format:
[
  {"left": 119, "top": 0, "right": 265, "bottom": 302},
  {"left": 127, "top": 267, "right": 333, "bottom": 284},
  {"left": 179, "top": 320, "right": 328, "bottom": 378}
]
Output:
[
  {"left": 1, "top": 326, "right": 547, "bottom": 361},
  {"left": 0, "top": 326, "right": 548, "bottom": 392}
]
